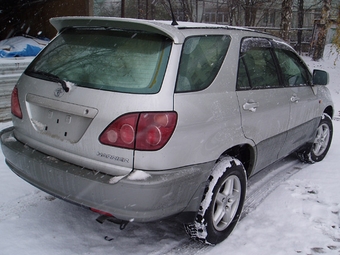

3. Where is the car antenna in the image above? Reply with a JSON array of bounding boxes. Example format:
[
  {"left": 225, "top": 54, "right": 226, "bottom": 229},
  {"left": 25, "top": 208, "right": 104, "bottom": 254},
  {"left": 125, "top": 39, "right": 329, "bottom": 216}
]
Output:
[{"left": 167, "top": 0, "right": 178, "bottom": 26}]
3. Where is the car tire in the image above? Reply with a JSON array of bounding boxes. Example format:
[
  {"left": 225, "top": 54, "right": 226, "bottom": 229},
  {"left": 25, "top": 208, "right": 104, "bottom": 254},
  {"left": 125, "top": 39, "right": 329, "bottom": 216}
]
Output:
[
  {"left": 297, "top": 113, "right": 333, "bottom": 163},
  {"left": 185, "top": 156, "right": 247, "bottom": 245}
]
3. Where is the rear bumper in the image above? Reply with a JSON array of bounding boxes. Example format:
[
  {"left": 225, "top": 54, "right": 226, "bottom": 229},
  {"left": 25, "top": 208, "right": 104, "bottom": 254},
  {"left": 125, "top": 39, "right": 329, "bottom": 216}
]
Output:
[{"left": 1, "top": 127, "right": 214, "bottom": 223}]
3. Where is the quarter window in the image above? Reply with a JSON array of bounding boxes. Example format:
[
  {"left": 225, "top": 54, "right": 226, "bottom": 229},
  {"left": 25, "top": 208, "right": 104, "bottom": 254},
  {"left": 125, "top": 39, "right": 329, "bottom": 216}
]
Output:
[{"left": 175, "top": 35, "right": 230, "bottom": 92}]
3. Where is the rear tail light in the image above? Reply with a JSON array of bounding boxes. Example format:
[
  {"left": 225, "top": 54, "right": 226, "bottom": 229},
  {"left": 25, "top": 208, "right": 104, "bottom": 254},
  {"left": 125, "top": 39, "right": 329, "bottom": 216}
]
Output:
[
  {"left": 99, "top": 112, "right": 177, "bottom": 151},
  {"left": 11, "top": 85, "right": 22, "bottom": 119},
  {"left": 135, "top": 112, "right": 177, "bottom": 150},
  {"left": 100, "top": 113, "right": 139, "bottom": 150}
]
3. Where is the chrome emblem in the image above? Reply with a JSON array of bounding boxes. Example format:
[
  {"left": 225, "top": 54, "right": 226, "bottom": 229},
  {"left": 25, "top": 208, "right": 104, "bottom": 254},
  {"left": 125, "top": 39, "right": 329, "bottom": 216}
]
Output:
[{"left": 54, "top": 88, "right": 64, "bottom": 98}]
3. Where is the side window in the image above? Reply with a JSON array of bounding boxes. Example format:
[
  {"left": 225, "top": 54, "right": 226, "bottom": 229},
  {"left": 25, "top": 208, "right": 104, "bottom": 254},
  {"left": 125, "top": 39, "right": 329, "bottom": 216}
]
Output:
[
  {"left": 274, "top": 49, "right": 311, "bottom": 86},
  {"left": 175, "top": 35, "right": 230, "bottom": 92},
  {"left": 237, "top": 38, "right": 280, "bottom": 90}
]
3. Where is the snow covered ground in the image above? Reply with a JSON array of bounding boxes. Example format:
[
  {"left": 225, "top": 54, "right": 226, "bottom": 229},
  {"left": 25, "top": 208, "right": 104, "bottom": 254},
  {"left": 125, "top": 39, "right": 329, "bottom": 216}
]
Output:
[{"left": 0, "top": 45, "right": 340, "bottom": 255}]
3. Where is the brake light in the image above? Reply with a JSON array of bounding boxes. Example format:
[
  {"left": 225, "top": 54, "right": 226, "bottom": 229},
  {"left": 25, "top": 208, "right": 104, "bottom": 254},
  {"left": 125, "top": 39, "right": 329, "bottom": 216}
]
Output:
[
  {"left": 99, "top": 113, "right": 139, "bottom": 149},
  {"left": 99, "top": 112, "right": 177, "bottom": 151},
  {"left": 136, "top": 112, "right": 177, "bottom": 150},
  {"left": 11, "top": 86, "right": 22, "bottom": 119}
]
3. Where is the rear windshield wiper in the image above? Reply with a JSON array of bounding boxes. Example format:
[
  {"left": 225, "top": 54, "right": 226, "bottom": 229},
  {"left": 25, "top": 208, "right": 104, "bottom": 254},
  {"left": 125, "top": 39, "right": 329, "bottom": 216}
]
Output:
[{"left": 26, "top": 70, "right": 70, "bottom": 92}]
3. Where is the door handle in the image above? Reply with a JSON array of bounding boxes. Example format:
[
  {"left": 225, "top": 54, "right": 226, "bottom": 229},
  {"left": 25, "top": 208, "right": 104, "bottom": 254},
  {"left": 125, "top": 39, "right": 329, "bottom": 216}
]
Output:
[
  {"left": 290, "top": 94, "right": 300, "bottom": 103},
  {"left": 243, "top": 101, "right": 259, "bottom": 112}
]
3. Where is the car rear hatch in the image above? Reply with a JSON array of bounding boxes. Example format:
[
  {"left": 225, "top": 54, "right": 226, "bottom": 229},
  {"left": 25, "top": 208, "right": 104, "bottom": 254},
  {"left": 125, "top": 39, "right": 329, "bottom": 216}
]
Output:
[{"left": 11, "top": 18, "right": 180, "bottom": 176}]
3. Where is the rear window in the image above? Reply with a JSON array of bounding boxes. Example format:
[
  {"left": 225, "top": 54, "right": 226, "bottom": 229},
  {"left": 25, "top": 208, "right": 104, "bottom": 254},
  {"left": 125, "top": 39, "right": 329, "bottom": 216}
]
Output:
[{"left": 25, "top": 28, "right": 172, "bottom": 94}]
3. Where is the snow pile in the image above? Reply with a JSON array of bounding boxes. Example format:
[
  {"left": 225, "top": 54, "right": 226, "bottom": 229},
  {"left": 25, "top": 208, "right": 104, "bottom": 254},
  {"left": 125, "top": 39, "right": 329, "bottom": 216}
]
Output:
[
  {"left": 0, "top": 36, "right": 48, "bottom": 58},
  {"left": 127, "top": 170, "right": 151, "bottom": 181}
]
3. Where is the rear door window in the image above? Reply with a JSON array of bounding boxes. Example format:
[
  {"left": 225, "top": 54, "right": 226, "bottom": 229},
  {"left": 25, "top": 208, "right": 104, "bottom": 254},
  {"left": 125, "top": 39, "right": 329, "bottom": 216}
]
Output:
[
  {"left": 237, "top": 38, "right": 280, "bottom": 90},
  {"left": 25, "top": 28, "right": 172, "bottom": 94}
]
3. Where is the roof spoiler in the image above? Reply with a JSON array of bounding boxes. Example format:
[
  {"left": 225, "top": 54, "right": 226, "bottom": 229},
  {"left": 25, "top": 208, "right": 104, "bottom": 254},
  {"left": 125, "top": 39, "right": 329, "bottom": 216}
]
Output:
[{"left": 49, "top": 16, "right": 185, "bottom": 43}]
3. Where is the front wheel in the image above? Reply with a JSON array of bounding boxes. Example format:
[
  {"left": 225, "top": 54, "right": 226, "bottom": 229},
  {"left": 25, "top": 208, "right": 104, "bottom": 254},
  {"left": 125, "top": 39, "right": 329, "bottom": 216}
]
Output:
[
  {"left": 297, "top": 113, "right": 333, "bottom": 163},
  {"left": 185, "top": 156, "right": 247, "bottom": 245}
]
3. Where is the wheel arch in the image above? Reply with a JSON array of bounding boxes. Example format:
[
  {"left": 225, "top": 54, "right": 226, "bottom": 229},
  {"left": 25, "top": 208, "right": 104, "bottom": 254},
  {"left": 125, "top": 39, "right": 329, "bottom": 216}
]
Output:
[
  {"left": 221, "top": 144, "right": 255, "bottom": 178},
  {"left": 324, "top": 105, "right": 334, "bottom": 119}
]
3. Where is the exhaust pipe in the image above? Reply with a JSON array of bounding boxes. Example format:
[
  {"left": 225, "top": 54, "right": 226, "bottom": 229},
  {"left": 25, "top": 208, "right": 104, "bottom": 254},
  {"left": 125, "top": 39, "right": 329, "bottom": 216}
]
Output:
[{"left": 96, "top": 214, "right": 129, "bottom": 230}]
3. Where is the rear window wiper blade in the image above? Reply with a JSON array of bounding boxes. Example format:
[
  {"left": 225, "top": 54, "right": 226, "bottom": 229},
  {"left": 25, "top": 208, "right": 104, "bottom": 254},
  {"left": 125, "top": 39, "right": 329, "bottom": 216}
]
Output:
[{"left": 26, "top": 70, "right": 70, "bottom": 92}]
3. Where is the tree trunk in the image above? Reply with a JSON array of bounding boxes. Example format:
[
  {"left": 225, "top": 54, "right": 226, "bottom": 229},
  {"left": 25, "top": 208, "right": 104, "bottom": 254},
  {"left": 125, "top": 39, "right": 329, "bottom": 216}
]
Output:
[
  {"left": 312, "top": 0, "right": 331, "bottom": 61},
  {"left": 150, "top": 0, "right": 155, "bottom": 19},
  {"left": 137, "top": 0, "right": 141, "bottom": 18},
  {"left": 215, "top": 0, "right": 218, "bottom": 24},
  {"left": 280, "top": 0, "right": 293, "bottom": 42},
  {"left": 332, "top": 5, "right": 340, "bottom": 59},
  {"left": 296, "top": 0, "right": 304, "bottom": 54},
  {"left": 229, "top": 5, "right": 234, "bottom": 25},
  {"left": 250, "top": 6, "right": 257, "bottom": 26},
  {"left": 195, "top": 0, "right": 198, "bottom": 22},
  {"left": 200, "top": 0, "right": 205, "bottom": 22},
  {"left": 144, "top": 0, "right": 148, "bottom": 19},
  {"left": 121, "top": 0, "right": 125, "bottom": 17},
  {"left": 244, "top": 0, "right": 251, "bottom": 26}
]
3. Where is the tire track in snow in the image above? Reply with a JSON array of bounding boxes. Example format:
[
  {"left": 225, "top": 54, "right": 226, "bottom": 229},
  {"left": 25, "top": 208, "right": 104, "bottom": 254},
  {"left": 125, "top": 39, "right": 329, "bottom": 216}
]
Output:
[{"left": 242, "top": 156, "right": 307, "bottom": 219}]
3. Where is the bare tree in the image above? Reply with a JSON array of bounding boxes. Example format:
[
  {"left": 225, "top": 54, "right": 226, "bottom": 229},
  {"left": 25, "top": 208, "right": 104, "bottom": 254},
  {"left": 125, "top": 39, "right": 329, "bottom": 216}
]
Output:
[
  {"left": 332, "top": 5, "right": 340, "bottom": 63},
  {"left": 296, "top": 0, "right": 304, "bottom": 54},
  {"left": 280, "top": 0, "right": 293, "bottom": 42},
  {"left": 178, "top": 0, "right": 194, "bottom": 21},
  {"left": 312, "top": 0, "right": 331, "bottom": 61},
  {"left": 240, "top": 0, "right": 276, "bottom": 27},
  {"left": 254, "top": 1, "right": 277, "bottom": 27},
  {"left": 243, "top": 0, "right": 257, "bottom": 26},
  {"left": 228, "top": 0, "right": 238, "bottom": 25}
]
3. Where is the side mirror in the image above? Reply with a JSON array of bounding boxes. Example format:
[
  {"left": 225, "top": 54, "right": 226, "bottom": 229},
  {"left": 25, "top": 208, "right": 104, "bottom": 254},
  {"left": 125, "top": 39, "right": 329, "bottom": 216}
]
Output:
[{"left": 312, "top": 69, "right": 329, "bottom": 85}]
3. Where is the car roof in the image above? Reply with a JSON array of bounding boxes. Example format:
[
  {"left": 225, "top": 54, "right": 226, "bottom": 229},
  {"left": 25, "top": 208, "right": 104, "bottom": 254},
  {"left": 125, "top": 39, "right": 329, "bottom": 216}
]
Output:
[{"left": 50, "top": 16, "right": 262, "bottom": 44}]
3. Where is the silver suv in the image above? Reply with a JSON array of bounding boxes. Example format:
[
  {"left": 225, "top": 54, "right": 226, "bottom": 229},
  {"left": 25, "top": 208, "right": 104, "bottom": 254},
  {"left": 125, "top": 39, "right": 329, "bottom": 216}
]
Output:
[{"left": 1, "top": 17, "right": 333, "bottom": 244}]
